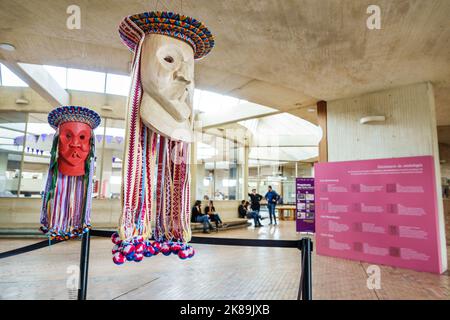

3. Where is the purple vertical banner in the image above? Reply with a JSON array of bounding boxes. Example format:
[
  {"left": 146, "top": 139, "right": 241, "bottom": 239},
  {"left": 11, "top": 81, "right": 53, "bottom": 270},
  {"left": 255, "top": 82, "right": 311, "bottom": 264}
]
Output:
[{"left": 296, "top": 177, "right": 315, "bottom": 233}]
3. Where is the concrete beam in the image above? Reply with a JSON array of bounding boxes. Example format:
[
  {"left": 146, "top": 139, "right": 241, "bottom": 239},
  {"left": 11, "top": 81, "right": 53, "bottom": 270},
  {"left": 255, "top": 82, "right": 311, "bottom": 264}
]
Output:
[
  {"left": 198, "top": 101, "right": 279, "bottom": 129},
  {"left": 0, "top": 60, "right": 69, "bottom": 107}
]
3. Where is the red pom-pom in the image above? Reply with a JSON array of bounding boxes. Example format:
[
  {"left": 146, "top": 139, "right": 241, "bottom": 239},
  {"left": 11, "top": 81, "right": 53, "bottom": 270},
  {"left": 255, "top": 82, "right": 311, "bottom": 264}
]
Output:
[
  {"left": 122, "top": 243, "right": 135, "bottom": 256},
  {"left": 113, "top": 252, "right": 125, "bottom": 265},
  {"left": 152, "top": 241, "right": 161, "bottom": 251},
  {"left": 111, "top": 233, "right": 121, "bottom": 245},
  {"left": 135, "top": 242, "right": 145, "bottom": 254},
  {"left": 133, "top": 253, "right": 144, "bottom": 262},
  {"left": 112, "top": 244, "right": 121, "bottom": 254},
  {"left": 161, "top": 242, "right": 171, "bottom": 255},
  {"left": 178, "top": 249, "right": 188, "bottom": 259},
  {"left": 171, "top": 242, "right": 182, "bottom": 252}
]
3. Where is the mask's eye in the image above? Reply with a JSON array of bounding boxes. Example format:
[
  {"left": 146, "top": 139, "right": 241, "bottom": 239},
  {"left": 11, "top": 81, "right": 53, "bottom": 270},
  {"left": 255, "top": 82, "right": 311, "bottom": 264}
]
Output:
[
  {"left": 164, "top": 56, "right": 174, "bottom": 63},
  {"left": 66, "top": 133, "right": 71, "bottom": 139},
  {"left": 80, "top": 135, "right": 85, "bottom": 140}
]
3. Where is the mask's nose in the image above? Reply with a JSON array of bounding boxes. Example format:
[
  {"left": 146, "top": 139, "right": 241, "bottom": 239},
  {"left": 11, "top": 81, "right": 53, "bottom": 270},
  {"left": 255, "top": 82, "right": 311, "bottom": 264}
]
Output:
[
  {"left": 174, "top": 61, "right": 192, "bottom": 84},
  {"left": 69, "top": 138, "right": 81, "bottom": 148}
]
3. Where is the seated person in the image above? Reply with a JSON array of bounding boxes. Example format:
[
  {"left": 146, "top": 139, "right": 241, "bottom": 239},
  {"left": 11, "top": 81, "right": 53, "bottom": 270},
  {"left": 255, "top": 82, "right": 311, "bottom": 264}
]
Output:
[
  {"left": 238, "top": 200, "right": 262, "bottom": 227},
  {"left": 238, "top": 200, "right": 247, "bottom": 218},
  {"left": 245, "top": 201, "right": 263, "bottom": 227},
  {"left": 191, "top": 200, "right": 213, "bottom": 234},
  {"left": 204, "top": 200, "right": 223, "bottom": 228}
]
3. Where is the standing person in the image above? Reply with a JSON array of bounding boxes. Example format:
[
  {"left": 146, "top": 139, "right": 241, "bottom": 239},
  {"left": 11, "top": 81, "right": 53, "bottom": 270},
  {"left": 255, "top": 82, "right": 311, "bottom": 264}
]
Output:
[
  {"left": 248, "top": 189, "right": 263, "bottom": 216},
  {"left": 191, "top": 200, "right": 213, "bottom": 234},
  {"left": 265, "top": 186, "right": 280, "bottom": 225},
  {"left": 204, "top": 200, "right": 223, "bottom": 229}
]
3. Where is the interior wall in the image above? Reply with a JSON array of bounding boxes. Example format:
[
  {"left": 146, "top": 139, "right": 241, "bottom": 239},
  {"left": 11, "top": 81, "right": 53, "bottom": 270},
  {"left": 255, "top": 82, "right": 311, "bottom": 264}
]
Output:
[
  {"left": 327, "top": 83, "right": 436, "bottom": 161},
  {"left": 326, "top": 82, "right": 447, "bottom": 272}
]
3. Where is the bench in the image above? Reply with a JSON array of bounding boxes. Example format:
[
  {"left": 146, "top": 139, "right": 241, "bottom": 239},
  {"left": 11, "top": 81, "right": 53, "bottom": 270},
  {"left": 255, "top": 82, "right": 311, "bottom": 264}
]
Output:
[{"left": 190, "top": 218, "right": 251, "bottom": 233}]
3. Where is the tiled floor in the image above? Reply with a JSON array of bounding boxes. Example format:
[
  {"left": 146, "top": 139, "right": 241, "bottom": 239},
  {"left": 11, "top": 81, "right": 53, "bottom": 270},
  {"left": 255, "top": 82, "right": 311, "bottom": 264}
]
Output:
[{"left": 0, "top": 221, "right": 449, "bottom": 300}]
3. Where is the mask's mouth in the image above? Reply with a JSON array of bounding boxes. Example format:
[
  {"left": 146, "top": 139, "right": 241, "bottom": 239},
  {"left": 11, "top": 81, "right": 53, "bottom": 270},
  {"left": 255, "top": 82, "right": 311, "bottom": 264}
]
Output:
[{"left": 71, "top": 151, "right": 81, "bottom": 159}]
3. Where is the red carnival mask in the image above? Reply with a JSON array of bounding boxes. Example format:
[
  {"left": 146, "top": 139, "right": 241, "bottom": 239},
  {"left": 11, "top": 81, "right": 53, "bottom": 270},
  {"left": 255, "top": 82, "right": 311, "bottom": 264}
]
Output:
[{"left": 58, "top": 121, "right": 92, "bottom": 176}]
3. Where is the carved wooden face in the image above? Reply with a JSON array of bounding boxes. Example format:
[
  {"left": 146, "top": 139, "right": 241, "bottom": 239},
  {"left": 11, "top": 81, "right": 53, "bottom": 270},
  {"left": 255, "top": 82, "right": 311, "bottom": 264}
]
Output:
[
  {"left": 140, "top": 34, "right": 195, "bottom": 140},
  {"left": 58, "top": 122, "right": 91, "bottom": 176}
]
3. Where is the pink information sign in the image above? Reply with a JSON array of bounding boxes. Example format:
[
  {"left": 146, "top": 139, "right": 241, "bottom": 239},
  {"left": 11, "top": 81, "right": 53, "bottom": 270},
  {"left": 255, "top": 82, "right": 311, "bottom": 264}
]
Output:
[{"left": 315, "top": 156, "right": 443, "bottom": 274}]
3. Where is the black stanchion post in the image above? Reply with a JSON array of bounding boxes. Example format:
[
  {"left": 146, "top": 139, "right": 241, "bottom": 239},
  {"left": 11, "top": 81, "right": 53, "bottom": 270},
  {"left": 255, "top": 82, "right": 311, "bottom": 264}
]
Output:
[
  {"left": 301, "top": 237, "right": 312, "bottom": 300},
  {"left": 77, "top": 230, "right": 91, "bottom": 300},
  {"left": 297, "top": 238, "right": 313, "bottom": 300}
]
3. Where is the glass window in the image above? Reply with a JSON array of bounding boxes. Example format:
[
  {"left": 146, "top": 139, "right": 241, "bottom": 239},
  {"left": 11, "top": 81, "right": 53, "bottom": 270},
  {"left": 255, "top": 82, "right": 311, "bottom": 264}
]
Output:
[
  {"left": 0, "top": 112, "right": 27, "bottom": 197},
  {"left": 195, "top": 134, "right": 243, "bottom": 201},
  {"left": 105, "top": 74, "right": 131, "bottom": 96},
  {"left": 248, "top": 162, "right": 314, "bottom": 205},
  {"left": 193, "top": 89, "right": 242, "bottom": 113},
  {"left": 92, "top": 118, "right": 106, "bottom": 198},
  {"left": 0, "top": 64, "right": 28, "bottom": 87},
  {"left": 19, "top": 113, "right": 53, "bottom": 197},
  {"left": 44, "top": 65, "right": 67, "bottom": 88},
  {"left": 67, "top": 68, "right": 106, "bottom": 93},
  {"left": 97, "top": 118, "right": 125, "bottom": 199}
]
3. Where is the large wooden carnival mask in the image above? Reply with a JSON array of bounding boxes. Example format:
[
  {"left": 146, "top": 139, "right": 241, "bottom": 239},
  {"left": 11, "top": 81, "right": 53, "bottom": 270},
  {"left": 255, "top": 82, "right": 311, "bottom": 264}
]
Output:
[
  {"left": 140, "top": 34, "right": 195, "bottom": 142},
  {"left": 113, "top": 11, "right": 214, "bottom": 264}
]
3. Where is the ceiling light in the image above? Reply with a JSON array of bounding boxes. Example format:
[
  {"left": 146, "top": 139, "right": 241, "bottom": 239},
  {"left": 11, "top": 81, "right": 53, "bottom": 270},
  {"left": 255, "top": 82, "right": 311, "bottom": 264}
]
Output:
[
  {"left": 15, "top": 98, "right": 29, "bottom": 105},
  {"left": 360, "top": 115, "right": 386, "bottom": 124},
  {"left": 101, "top": 105, "right": 114, "bottom": 111},
  {"left": 307, "top": 108, "right": 315, "bottom": 112},
  {"left": 0, "top": 43, "right": 16, "bottom": 51}
]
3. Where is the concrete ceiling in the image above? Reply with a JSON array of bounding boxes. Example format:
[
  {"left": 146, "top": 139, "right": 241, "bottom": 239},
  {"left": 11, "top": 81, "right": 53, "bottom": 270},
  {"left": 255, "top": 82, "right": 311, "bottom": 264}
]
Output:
[{"left": 0, "top": 0, "right": 450, "bottom": 126}]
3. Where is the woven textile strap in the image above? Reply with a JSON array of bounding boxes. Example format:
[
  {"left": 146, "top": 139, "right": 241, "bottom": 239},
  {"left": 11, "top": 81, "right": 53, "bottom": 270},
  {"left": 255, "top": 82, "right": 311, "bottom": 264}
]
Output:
[
  {"left": 120, "top": 35, "right": 145, "bottom": 241},
  {"left": 120, "top": 25, "right": 192, "bottom": 244}
]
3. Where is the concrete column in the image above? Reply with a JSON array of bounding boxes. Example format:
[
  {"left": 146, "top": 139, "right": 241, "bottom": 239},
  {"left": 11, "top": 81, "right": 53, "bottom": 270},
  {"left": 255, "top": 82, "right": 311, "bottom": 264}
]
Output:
[
  {"left": 317, "top": 101, "right": 328, "bottom": 163},
  {"left": 242, "top": 144, "right": 249, "bottom": 200},
  {"left": 101, "top": 148, "right": 113, "bottom": 198},
  {"left": 190, "top": 141, "right": 197, "bottom": 205},
  {"left": 0, "top": 152, "right": 8, "bottom": 193}
]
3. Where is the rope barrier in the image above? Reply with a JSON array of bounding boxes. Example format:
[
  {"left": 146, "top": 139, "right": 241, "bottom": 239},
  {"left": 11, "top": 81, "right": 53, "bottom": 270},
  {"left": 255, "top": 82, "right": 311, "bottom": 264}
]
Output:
[
  {"left": 0, "top": 238, "right": 62, "bottom": 259},
  {"left": 0, "top": 229, "right": 313, "bottom": 300},
  {"left": 91, "top": 229, "right": 309, "bottom": 249}
]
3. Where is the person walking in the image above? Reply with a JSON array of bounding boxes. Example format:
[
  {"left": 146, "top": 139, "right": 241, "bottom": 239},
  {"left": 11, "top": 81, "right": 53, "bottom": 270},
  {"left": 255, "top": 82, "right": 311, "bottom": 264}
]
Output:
[
  {"left": 191, "top": 200, "right": 213, "bottom": 233},
  {"left": 265, "top": 186, "right": 280, "bottom": 225}
]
